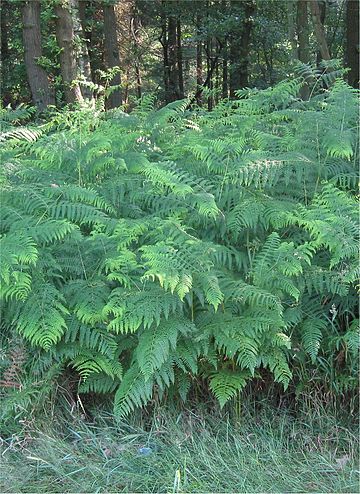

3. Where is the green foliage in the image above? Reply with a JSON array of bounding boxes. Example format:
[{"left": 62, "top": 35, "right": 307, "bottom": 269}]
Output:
[{"left": 1, "top": 80, "right": 358, "bottom": 418}]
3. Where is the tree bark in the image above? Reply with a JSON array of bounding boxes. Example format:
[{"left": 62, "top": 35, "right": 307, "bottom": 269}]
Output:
[
  {"left": 346, "top": 0, "right": 359, "bottom": 88},
  {"left": 222, "top": 43, "right": 228, "bottom": 99},
  {"left": 177, "top": 18, "right": 184, "bottom": 98},
  {"left": 297, "top": 0, "right": 311, "bottom": 99},
  {"left": 1, "top": 0, "right": 10, "bottom": 104},
  {"left": 160, "top": 3, "right": 170, "bottom": 100},
  {"left": 196, "top": 14, "right": 203, "bottom": 105},
  {"left": 168, "top": 14, "right": 180, "bottom": 102},
  {"left": 229, "top": 0, "right": 256, "bottom": 97},
  {"left": 103, "top": 3, "right": 122, "bottom": 108},
  {"left": 1, "top": 1, "right": 9, "bottom": 63},
  {"left": 22, "top": 0, "right": 55, "bottom": 110},
  {"left": 55, "top": 1, "right": 83, "bottom": 104},
  {"left": 309, "top": 0, "right": 331, "bottom": 61},
  {"left": 131, "top": 13, "right": 142, "bottom": 99},
  {"left": 206, "top": 37, "right": 213, "bottom": 110},
  {"left": 72, "top": 0, "right": 94, "bottom": 102},
  {"left": 287, "top": 0, "right": 298, "bottom": 60}
]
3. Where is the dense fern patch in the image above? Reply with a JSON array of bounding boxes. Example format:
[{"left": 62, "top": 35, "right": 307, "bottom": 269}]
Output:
[{"left": 1, "top": 80, "right": 359, "bottom": 418}]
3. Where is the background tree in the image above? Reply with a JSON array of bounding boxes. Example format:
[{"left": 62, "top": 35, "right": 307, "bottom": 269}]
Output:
[
  {"left": 55, "top": 0, "right": 84, "bottom": 103},
  {"left": 22, "top": 0, "right": 55, "bottom": 110},
  {"left": 1, "top": 0, "right": 353, "bottom": 110},
  {"left": 103, "top": 1, "right": 122, "bottom": 108},
  {"left": 346, "top": 0, "right": 359, "bottom": 88}
]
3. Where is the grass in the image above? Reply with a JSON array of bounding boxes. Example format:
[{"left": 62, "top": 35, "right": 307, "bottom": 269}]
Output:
[{"left": 0, "top": 402, "right": 359, "bottom": 493}]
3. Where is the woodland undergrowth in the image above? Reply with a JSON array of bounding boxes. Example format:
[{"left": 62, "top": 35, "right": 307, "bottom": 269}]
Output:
[{"left": 0, "top": 79, "right": 359, "bottom": 430}]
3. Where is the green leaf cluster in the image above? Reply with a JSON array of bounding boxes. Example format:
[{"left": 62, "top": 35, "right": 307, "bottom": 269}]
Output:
[{"left": 1, "top": 80, "right": 358, "bottom": 416}]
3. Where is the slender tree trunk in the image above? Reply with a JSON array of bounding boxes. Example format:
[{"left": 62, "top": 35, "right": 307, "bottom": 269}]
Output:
[
  {"left": 222, "top": 43, "right": 228, "bottom": 99},
  {"left": 78, "top": 1, "right": 93, "bottom": 78},
  {"left": 1, "top": 1, "right": 9, "bottom": 63},
  {"left": 309, "top": 0, "right": 331, "bottom": 61},
  {"left": 22, "top": 0, "right": 55, "bottom": 110},
  {"left": 1, "top": 0, "right": 10, "bottom": 104},
  {"left": 346, "top": 0, "right": 359, "bottom": 88},
  {"left": 177, "top": 19, "right": 184, "bottom": 98},
  {"left": 160, "top": 3, "right": 170, "bottom": 100},
  {"left": 215, "top": 39, "right": 220, "bottom": 105},
  {"left": 238, "top": 0, "right": 256, "bottom": 88},
  {"left": 316, "top": 0, "right": 327, "bottom": 65},
  {"left": 196, "top": 14, "right": 203, "bottom": 105},
  {"left": 207, "top": 37, "right": 213, "bottom": 110},
  {"left": 229, "top": 0, "right": 256, "bottom": 97},
  {"left": 131, "top": 13, "right": 142, "bottom": 99},
  {"left": 297, "top": 0, "right": 311, "bottom": 99},
  {"left": 72, "top": 0, "right": 93, "bottom": 101},
  {"left": 168, "top": 15, "right": 180, "bottom": 102},
  {"left": 103, "top": 3, "right": 122, "bottom": 108},
  {"left": 287, "top": 0, "right": 298, "bottom": 60},
  {"left": 55, "top": 1, "right": 83, "bottom": 104},
  {"left": 229, "top": 0, "right": 240, "bottom": 98}
]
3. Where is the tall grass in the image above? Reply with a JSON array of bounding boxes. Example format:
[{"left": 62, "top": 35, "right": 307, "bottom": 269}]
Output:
[{"left": 1, "top": 403, "right": 358, "bottom": 493}]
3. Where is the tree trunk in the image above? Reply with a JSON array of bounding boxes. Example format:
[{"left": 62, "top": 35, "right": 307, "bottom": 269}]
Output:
[
  {"left": 229, "top": 0, "right": 256, "bottom": 97},
  {"left": 131, "top": 12, "right": 142, "bottom": 100},
  {"left": 238, "top": 0, "right": 256, "bottom": 88},
  {"left": 177, "top": 19, "right": 184, "bottom": 98},
  {"left": 1, "top": 0, "right": 10, "bottom": 104},
  {"left": 72, "top": 0, "right": 94, "bottom": 102},
  {"left": 309, "top": 0, "right": 331, "bottom": 61},
  {"left": 222, "top": 43, "right": 228, "bottom": 99},
  {"left": 207, "top": 37, "right": 213, "bottom": 110},
  {"left": 229, "top": 0, "right": 240, "bottom": 98},
  {"left": 346, "top": 0, "right": 359, "bottom": 88},
  {"left": 160, "top": 4, "right": 170, "bottom": 100},
  {"left": 22, "top": 0, "right": 55, "bottom": 110},
  {"left": 196, "top": 14, "right": 203, "bottom": 105},
  {"left": 297, "top": 0, "right": 311, "bottom": 99},
  {"left": 287, "top": 0, "right": 298, "bottom": 60},
  {"left": 168, "top": 15, "right": 180, "bottom": 102},
  {"left": 55, "top": 1, "right": 83, "bottom": 104},
  {"left": 103, "top": 3, "right": 122, "bottom": 108}
]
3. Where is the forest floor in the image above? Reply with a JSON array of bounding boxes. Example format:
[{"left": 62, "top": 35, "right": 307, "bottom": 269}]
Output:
[{"left": 0, "top": 403, "right": 358, "bottom": 493}]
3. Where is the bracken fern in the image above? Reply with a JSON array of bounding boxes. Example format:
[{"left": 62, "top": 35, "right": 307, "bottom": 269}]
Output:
[{"left": 0, "top": 80, "right": 358, "bottom": 418}]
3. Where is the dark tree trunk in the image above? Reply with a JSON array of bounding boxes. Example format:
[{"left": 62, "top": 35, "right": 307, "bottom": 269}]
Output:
[
  {"left": 160, "top": 4, "right": 170, "bottom": 99},
  {"left": 287, "top": 0, "right": 298, "bottom": 60},
  {"left": 221, "top": 1, "right": 228, "bottom": 99},
  {"left": 315, "top": 0, "right": 327, "bottom": 65},
  {"left": 196, "top": 14, "right": 203, "bottom": 105},
  {"left": 1, "top": 1, "right": 9, "bottom": 62},
  {"left": 309, "top": 0, "right": 331, "bottom": 61},
  {"left": 229, "top": 0, "right": 256, "bottom": 97},
  {"left": 103, "top": 3, "right": 122, "bottom": 108},
  {"left": 229, "top": 0, "right": 239, "bottom": 98},
  {"left": 346, "top": 0, "right": 359, "bottom": 88},
  {"left": 207, "top": 37, "right": 213, "bottom": 110},
  {"left": 238, "top": 0, "right": 256, "bottom": 88},
  {"left": 55, "top": 1, "right": 83, "bottom": 104},
  {"left": 177, "top": 19, "right": 184, "bottom": 98},
  {"left": 214, "top": 39, "right": 221, "bottom": 104},
  {"left": 22, "top": 0, "right": 55, "bottom": 110},
  {"left": 168, "top": 15, "right": 180, "bottom": 102},
  {"left": 297, "top": 0, "right": 311, "bottom": 99},
  {"left": 72, "top": 0, "right": 94, "bottom": 102},
  {"left": 222, "top": 44, "right": 228, "bottom": 99},
  {"left": 1, "top": 0, "right": 10, "bottom": 104},
  {"left": 131, "top": 13, "right": 142, "bottom": 99},
  {"left": 79, "top": 1, "right": 102, "bottom": 83}
]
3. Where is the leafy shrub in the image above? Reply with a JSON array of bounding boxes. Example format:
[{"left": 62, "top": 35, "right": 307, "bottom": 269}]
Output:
[{"left": 1, "top": 80, "right": 358, "bottom": 418}]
